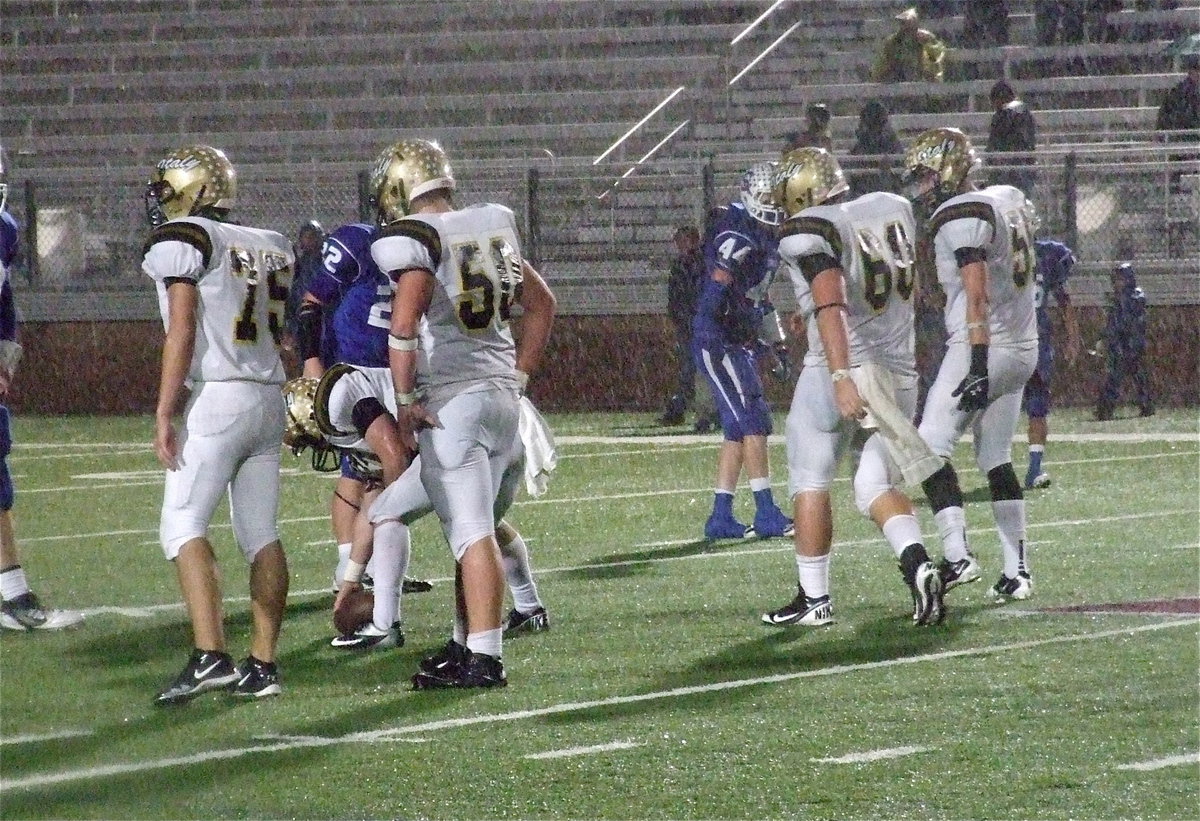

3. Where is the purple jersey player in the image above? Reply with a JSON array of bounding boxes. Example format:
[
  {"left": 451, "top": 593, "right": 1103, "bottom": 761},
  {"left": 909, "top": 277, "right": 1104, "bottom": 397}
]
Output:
[
  {"left": 1022, "top": 239, "right": 1081, "bottom": 489},
  {"left": 295, "top": 221, "right": 395, "bottom": 589},
  {"left": 0, "top": 198, "right": 83, "bottom": 630},
  {"left": 690, "top": 163, "right": 792, "bottom": 542},
  {"left": 303, "top": 222, "right": 391, "bottom": 370}
]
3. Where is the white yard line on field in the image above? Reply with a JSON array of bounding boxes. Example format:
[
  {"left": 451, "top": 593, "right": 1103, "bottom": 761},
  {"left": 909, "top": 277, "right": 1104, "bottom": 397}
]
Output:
[
  {"left": 810, "top": 745, "right": 933, "bottom": 764},
  {"left": 524, "top": 740, "right": 644, "bottom": 760},
  {"left": 1115, "top": 752, "right": 1200, "bottom": 772},
  {"left": 2, "top": 618, "right": 1195, "bottom": 792},
  {"left": 0, "top": 729, "right": 93, "bottom": 746},
  {"left": 555, "top": 432, "right": 1199, "bottom": 446}
]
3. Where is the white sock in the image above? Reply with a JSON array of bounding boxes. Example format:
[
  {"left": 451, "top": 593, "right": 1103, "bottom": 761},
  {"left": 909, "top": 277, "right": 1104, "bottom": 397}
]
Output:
[
  {"left": 0, "top": 566, "right": 31, "bottom": 600},
  {"left": 795, "top": 554, "right": 830, "bottom": 599},
  {"left": 749, "top": 477, "right": 771, "bottom": 493},
  {"left": 500, "top": 532, "right": 542, "bottom": 613},
  {"left": 370, "top": 521, "right": 410, "bottom": 629},
  {"left": 880, "top": 514, "right": 924, "bottom": 560},
  {"left": 992, "top": 499, "right": 1027, "bottom": 578},
  {"left": 466, "top": 627, "right": 502, "bottom": 659},
  {"left": 334, "top": 543, "right": 352, "bottom": 587},
  {"left": 934, "top": 506, "right": 970, "bottom": 563}
]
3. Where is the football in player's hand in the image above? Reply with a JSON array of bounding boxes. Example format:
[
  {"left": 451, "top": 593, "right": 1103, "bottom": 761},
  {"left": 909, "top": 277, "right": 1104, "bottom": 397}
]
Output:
[{"left": 333, "top": 587, "right": 374, "bottom": 636}]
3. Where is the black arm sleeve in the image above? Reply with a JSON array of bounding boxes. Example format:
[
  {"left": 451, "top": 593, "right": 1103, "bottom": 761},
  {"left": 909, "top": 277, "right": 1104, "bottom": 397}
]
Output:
[{"left": 296, "top": 300, "right": 323, "bottom": 361}]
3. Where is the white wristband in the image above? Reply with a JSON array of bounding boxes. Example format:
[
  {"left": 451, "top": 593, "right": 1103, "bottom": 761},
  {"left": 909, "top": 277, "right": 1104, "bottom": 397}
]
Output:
[
  {"left": 515, "top": 369, "right": 529, "bottom": 393},
  {"left": 343, "top": 560, "right": 366, "bottom": 584},
  {"left": 0, "top": 341, "right": 23, "bottom": 375},
  {"left": 830, "top": 368, "right": 851, "bottom": 382},
  {"left": 394, "top": 389, "right": 419, "bottom": 407},
  {"left": 388, "top": 333, "right": 419, "bottom": 351}
]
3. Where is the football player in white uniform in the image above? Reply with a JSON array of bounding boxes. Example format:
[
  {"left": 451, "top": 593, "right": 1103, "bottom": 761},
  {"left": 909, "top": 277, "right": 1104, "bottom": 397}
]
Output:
[
  {"left": 284, "top": 368, "right": 414, "bottom": 651},
  {"left": 903, "top": 128, "right": 1039, "bottom": 602},
  {"left": 143, "top": 145, "right": 293, "bottom": 704},
  {"left": 367, "top": 139, "right": 556, "bottom": 689},
  {"left": 283, "top": 368, "right": 552, "bottom": 651},
  {"left": 762, "top": 148, "right": 946, "bottom": 628}
]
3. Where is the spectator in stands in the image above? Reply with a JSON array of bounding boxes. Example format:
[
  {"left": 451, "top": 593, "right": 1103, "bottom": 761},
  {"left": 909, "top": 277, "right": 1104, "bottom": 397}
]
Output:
[
  {"left": 284, "top": 220, "right": 326, "bottom": 352},
  {"left": 659, "top": 224, "right": 716, "bottom": 431},
  {"left": 1156, "top": 54, "right": 1200, "bottom": 137},
  {"left": 1095, "top": 260, "right": 1153, "bottom": 420},
  {"left": 1035, "top": 1, "right": 1087, "bottom": 45},
  {"left": 848, "top": 99, "right": 904, "bottom": 197},
  {"left": 986, "top": 80, "right": 1038, "bottom": 197},
  {"left": 783, "top": 104, "right": 834, "bottom": 152},
  {"left": 962, "top": 1, "right": 1010, "bottom": 47},
  {"left": 871, "top": 8, "right": 946, "bottom": 83}
]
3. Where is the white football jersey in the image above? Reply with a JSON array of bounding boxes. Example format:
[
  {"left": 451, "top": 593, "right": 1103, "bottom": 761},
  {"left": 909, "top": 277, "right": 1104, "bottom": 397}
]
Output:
[
  {"left": 779, "top": 191, "right": 918, "bottom": 375},
  {"left": 928, "top": 185, "right": 1037, "bottom": 347},
  {"left": 370, "top": 203, "right": 522, "bottom": 403},
  {"left": 142, "top": 216, "right": 291, "bottom": 386}
]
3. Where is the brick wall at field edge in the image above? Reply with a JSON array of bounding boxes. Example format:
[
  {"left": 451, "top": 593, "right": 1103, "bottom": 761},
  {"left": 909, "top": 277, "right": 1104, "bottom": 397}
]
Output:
[{"left": 11, "top": 309, "right": 1199, "bottom": 415}]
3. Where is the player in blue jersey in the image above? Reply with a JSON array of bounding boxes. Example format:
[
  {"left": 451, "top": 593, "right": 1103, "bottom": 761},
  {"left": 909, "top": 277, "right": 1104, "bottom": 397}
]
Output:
[
  {"left": 691, "top": 162, "right": 792, "bottom": 541},
  {"left": 0, "top": 159, "right": 84, "bottom": 632},
  {"left": 296, "top": 221, "right": 398, "bottom": 589},
  {"left": 1023, "top": 240, "right": 1081, "bottom": 488}
]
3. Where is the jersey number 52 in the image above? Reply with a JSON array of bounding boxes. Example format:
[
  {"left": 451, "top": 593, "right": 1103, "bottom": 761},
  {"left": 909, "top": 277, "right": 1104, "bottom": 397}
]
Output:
[{"left": 453, "top": 236, "right": 523, "bottom": 331}]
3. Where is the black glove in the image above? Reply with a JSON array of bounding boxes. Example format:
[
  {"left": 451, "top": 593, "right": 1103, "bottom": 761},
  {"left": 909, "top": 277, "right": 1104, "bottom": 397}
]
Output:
[
  {"left": 768, "top": 342, "right": 792, "bottom": 383},
  {"left": 951, "top": 344, "right": 989, "bottom": 411}
]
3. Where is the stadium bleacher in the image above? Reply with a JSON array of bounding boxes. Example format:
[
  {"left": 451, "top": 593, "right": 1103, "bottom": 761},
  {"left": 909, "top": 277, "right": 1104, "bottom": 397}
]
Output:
[{"left": 2, "top": 0, "right": 1196, "bottom": 317}]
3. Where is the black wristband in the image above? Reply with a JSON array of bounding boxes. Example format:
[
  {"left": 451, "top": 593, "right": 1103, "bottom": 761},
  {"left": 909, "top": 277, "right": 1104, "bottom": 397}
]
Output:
[{"left": 970, "top": 343, "right": 988, "bottom": 374}]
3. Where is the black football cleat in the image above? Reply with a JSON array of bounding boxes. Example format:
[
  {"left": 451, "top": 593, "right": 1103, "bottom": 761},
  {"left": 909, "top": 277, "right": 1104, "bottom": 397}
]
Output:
[
  {"left": 154, "top": 649, "right": 239, "bottom": 706},
  {"left": 412, "top": 647, "right": 506, "bottom": 690},
  {"left": 503, "top": 606, "right": 550, "bottom": 635},
  {"left": 229, "top": 656, "right": 282, "bottom": 699}
]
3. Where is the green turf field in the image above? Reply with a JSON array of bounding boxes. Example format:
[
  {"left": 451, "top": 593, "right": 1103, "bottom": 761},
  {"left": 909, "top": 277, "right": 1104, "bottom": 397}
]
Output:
[{"left": 0, "top": 409, "right": 1197, "bottom": 820}]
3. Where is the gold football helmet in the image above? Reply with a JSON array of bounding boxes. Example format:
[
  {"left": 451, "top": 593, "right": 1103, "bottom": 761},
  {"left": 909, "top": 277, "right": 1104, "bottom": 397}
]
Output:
[
  {"left": 901, "top": 127, "right": 981, "bottom": 214},
  {"left": 739, "top": 161, "right": 785, "bottom": 226},
  {"left": 144, "top": 145, "right": 236, "bottom": 227},
  {"left": 774, "top": 148, "right": 850, "bottom": 218},
  {"left": 282, "top": 377, "right": 338, "bottom": 471},
  {"left": 368, "top": 139, "right": 455, "bottom": 225}
]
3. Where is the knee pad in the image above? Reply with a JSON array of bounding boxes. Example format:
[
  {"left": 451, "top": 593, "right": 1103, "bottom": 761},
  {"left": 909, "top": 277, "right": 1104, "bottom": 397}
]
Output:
[
  {"left": 921, "top": 462, "right": 963, "bottom": 513},
  {"left": 852, "top": 435, "right": 895, "bottom": 516},
  {"left": 987, "top": 463, "right": 1023, "bottom": 501},
  {"left": 853, "top": 480, "right": 891, "bottom": 518}
]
